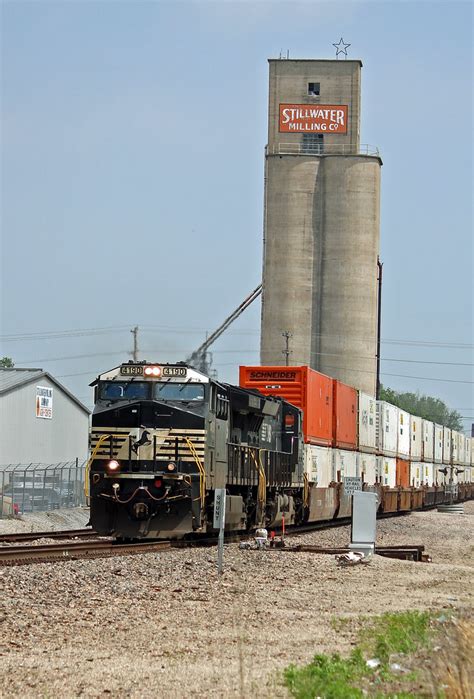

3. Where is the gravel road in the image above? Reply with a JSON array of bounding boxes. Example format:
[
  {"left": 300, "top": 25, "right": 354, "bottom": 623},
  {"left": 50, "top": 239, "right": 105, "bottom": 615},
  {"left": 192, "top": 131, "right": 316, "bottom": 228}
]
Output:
[{"left": 0, "top": 502, "right": 472, "bottom": 698}]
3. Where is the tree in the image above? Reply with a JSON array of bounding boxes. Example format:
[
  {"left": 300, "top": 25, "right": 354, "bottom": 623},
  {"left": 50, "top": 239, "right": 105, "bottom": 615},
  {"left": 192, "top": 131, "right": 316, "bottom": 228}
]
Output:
[
  {"left": 0, "top": 357, "right": 14, "bottom": 368},
  {"left": 379, "top": 386, "right": 463, "bottom": 431}
]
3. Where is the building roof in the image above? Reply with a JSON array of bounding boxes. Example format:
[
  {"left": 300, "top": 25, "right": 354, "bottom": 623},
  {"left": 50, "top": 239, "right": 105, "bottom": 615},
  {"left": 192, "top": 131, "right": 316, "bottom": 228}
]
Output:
[{"left": 0, "top": 368, "right": 90, "bottom": 415}]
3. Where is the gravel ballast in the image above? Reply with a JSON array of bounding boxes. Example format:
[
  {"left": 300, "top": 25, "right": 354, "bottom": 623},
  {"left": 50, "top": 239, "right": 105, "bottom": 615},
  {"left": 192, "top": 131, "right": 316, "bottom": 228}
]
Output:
[{"left": 0, "top": 502, "right": 472, "bottom": 697}]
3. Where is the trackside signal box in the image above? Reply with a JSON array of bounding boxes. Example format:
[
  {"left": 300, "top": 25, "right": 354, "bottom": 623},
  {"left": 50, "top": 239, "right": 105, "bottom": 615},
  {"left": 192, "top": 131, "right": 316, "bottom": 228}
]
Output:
[{"left": 239, "top": 366, "right": 333, "bottom": 446}]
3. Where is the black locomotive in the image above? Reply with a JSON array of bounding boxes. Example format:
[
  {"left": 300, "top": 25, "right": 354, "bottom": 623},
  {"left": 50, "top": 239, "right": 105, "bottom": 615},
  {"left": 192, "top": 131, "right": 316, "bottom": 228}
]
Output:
[{"left": 88, "top": 361, "right": 304, "bottom": 538}]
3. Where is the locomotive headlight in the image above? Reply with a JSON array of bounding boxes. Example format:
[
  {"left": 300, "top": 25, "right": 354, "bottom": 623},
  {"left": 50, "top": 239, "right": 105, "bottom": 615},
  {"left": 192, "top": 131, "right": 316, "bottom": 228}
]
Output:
[
  {"left": 107, "top": 460, "right": 120, "bottom": 472},
  {"left": 144, "top": 366, "right": 162, "bottom": 377},
  {"left": 167, "top": 462, "right": 176, "bottom": 472}
]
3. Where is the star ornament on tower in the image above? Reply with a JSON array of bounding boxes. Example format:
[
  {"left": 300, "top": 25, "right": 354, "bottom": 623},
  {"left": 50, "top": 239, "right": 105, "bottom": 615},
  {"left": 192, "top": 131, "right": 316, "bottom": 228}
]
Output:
[{"left": 333, "top": 37, "right": 351, "bottom": 59}]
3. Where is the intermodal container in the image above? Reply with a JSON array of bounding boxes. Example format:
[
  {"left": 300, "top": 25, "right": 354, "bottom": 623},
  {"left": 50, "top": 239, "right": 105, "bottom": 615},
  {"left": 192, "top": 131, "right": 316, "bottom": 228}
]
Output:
[
  {"left": 358, "top": 392, "right": 377, "bottom": 453},
  {"left": 466, "top": 437, "right": 471, "bottom": 467},
  {"left": 377, "top": 455, "right": 396, "bottom": 487},
  {"left": 396, "top": 458, "right": 410, "bottom": 487},
  {"left": 456, "top": 432, "right": 465, "bottom": 466},
  {"left": 410, "top": 414, "right": 422, "bottom": 460},
  {"left": 358, "top": 453, "right": 377, "bottom": 485},
  {"left": 410, "top": 462, "right": 423, "bottom": 487},
  {"left": 452, "top": 431, "right": 460, "bottom": 465},
  {"left": 421, "top": 462, "right": 434, "bottom": 486},
  {"left": 332, "top": 380, "right": 357, "bottom": 450},
  {"left": 442, "top": 427, "right": 452, "bottom": 464},
  {"left": 422, "top": 420, "right": 434, "bottom": 462},
  {"left": 333, "top": 449, "right": 358, "bottom": 480},
  {"left": 303, "top": 445, "right": 332, "bottom": 487},
  {"left": 434, "top": 424, "right": 443, "bottom": 463},
  {"left": 471, "top": 438, "right": 474, "bottom": 467},
  {"left": 239, "top": 365, "right": 333, "bottom": 446},
  {"left": 397, "top": 410, "right": 410, "bottom": 458},
  {"left": 376, "top": 402, "right": 398, "bottom": 456}
]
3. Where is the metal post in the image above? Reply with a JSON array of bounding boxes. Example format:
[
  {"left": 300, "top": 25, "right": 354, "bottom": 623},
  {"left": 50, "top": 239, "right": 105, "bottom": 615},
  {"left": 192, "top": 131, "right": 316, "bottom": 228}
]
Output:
[
  {"left": 282, "top": 331, "right": 292, "bottom": 366},
  {"left": 130, "top": 326, "right": 139, "bottom": 362},
  {"left": 0, "top": 468, "right": 4, "bottom": 518},
  {"left": 213, "top": 489, "right": 226, "bottom": 575},
  {"left": 376, "top": 258, "right": 383, "bottom": 400}
]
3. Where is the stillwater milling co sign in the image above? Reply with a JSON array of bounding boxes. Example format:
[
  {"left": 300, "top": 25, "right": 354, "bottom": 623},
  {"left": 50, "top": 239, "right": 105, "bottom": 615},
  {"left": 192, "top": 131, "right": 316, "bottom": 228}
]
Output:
[{"left": 279, "top": 104, "right": 348, "bottom": 133}]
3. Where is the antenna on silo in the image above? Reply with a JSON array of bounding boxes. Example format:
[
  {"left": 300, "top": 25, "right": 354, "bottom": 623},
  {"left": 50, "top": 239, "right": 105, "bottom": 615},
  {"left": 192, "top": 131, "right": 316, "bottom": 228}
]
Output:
[{"left": 282, "top": 331, "right": 293, "bottom": 366}]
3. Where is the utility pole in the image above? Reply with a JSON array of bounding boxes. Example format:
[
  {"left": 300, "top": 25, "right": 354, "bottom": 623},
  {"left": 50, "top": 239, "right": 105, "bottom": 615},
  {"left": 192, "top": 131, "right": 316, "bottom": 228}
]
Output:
[
  {"left": 130, "top": 326, "right": 139, "bottom": 362},
  {"left": 282, "top": 331, "right": 293, "bottom": 366},
  {"left": 376, "top": 258, "right": 383, "bottom": 400}
]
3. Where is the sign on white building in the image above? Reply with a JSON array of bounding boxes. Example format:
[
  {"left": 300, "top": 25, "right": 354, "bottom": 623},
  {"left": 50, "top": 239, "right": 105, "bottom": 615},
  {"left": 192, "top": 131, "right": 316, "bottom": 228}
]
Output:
[{"left": 36, "top": 386, "right": 53, "bottom": 419}]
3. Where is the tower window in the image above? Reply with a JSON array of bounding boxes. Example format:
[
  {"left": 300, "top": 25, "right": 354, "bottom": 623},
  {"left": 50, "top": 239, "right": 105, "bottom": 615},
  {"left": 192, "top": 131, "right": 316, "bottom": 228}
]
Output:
[
  {"left": 302, "top": 133, "right": 324, "bottom": 154},
  {"left": 308, "top": 82, "right": 320, "bottom": 96}
]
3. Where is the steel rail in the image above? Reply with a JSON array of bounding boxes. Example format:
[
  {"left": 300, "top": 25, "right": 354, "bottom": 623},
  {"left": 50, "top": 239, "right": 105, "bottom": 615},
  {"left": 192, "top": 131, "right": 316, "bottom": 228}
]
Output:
[{"left": 0, "top": 528, "right": 97, "bottom": 544}]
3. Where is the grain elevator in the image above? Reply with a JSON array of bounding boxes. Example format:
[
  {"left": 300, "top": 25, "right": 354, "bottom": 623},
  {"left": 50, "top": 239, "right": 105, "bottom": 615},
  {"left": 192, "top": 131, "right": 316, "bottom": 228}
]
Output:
[{"left": 260, "top": 59, "right": 382, "bottom": 396}]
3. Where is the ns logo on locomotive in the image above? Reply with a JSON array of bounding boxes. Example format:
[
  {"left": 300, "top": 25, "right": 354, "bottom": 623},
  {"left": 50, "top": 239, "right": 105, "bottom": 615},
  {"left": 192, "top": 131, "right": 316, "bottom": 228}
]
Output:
[{"left": 88, "top": 361, "right": 303, "bottom": 539}]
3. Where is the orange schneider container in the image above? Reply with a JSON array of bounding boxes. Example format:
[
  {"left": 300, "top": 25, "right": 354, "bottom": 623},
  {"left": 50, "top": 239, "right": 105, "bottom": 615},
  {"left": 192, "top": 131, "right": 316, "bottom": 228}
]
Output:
[
  {"left": 396, "top": 459, "right": 410, "bottom": 487},
  {"left": 332, "top": 380, "right": 357, "bottom": 450},
  {"left": 239, "top": 366, "right": 333, "bottom": 446}
]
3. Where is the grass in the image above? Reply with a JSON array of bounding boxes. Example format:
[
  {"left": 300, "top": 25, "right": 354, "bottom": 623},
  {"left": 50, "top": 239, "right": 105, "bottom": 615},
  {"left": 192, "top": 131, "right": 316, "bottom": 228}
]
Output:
[{"left": 284, "top": 610, "right": 435, "bottom": 699}]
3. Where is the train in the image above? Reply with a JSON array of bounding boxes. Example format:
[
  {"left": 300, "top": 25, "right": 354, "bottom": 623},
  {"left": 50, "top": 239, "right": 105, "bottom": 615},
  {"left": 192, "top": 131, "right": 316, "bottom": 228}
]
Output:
[{"left": 87, "top": 361, "right": 473, "bottom": 539}]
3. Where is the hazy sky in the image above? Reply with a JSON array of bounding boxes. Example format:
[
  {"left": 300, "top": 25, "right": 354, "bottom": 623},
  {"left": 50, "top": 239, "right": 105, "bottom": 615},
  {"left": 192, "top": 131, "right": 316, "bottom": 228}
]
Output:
[{"left": 1, "top": 0, "right": 473, "bottom": 430}]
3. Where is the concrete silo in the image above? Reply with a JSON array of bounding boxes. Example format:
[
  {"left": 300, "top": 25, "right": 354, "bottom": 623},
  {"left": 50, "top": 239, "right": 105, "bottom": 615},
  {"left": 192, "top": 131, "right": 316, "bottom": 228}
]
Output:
[{"left": 260, "top": 59, "right": 382, "bottom": 396}]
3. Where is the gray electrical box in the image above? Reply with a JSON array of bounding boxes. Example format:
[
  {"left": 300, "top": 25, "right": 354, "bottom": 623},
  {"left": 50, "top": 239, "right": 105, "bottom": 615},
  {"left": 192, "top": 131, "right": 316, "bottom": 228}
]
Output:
[{"left": 349, "top": 491, "right": 378, "bottom": 558}]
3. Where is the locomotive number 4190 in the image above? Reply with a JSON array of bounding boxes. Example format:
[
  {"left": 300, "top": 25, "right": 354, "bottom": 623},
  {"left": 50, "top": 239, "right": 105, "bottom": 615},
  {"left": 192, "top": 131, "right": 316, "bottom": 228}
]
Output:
[{"left": 162, "top": 366, "right": 187, "bottom": 377}]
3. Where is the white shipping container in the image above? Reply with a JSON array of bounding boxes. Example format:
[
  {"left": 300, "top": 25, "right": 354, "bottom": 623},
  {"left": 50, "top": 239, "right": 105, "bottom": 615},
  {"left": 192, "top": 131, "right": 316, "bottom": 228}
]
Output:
[
  {"left": 410, "top": 462, "right": 423, "bottom": 487},
  {"left": 443, "top": 427, "right": 452, "bottom": 464},
  {"left": 422, "top": 420, "right": 434, "bottom": 462},
  {"left": 333, "top": 449, "right": 358, "bottom": 480},
  {"left": 376, "top": 402, "right": 398, "bottom": 457},
  {"left": 452, "top": 431, "right": 460, "bottom": 465},
  {"left": 358, "top": 392, "right": 377, "bottom": 452},
  {"left": 421, "top": 462, "right": 434, "bottom": 487},
  {"left": 457, "top": 433, "right": 465, "bottom": 466},
  {"left": 466, "top": 438, "right": 472, "bottom": 467},
  {"left": 377, "top": 456, "right": 396, "bottom": 487},
  {"left": 410, "top": 415, "right": 422, "bottom": 460},
  {"left": 358, "top": 453, "right": 377, "bottom": 485},
  {"left": 434, "top": 424, "right": 443, "bottom": 463},
  {"left": 471, "top": 438, "right": 474, "bottom": 467},
  {"left": 397, "top": 409, "right": 411, "bottom": 458},
  {"left": 303, "top": 445, "right": 332, "bottom": 487}
]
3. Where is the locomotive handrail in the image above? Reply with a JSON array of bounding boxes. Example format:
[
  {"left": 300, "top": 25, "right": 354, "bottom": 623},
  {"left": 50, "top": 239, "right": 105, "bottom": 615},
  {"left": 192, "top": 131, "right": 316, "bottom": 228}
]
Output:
[
  {"left": 84, "top": 433, "right": 133, "bottom": 499},
  {"left": 183, "top": 437, "right": 206, "bottom": 508},
  {"left": 303, "top": 473, "right": 310, "bottom": 508},
  {"left": 85, "top": 434, "right": 111, "bottom": 499},
  {"left": 249, "top": 448, "right": 267, "bottom": 520}
]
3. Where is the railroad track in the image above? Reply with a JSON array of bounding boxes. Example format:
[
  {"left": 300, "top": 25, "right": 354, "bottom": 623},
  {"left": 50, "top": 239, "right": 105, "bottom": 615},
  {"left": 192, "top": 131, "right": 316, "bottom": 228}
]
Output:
[
  {"left": 0, "top": 510, "right": 425, "bottom": 566},
  {"left": 0, "top": 538, "right": 170, "bottom": 566},
  {"left": 0, "top": 528, "right": 97, "bottom": 544}
]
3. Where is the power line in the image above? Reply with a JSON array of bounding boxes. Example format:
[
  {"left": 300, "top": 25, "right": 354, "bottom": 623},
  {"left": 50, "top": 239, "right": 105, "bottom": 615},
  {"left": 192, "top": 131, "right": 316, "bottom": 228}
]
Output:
[
  {"left": 16, "top": 351, "right": 128, "bottom": 364},
  {"left": 2, "top": 324, "right": 473, "bottom": 349},
  {"left": 1, "top": 326, "right": 131, "bottom": 342}
]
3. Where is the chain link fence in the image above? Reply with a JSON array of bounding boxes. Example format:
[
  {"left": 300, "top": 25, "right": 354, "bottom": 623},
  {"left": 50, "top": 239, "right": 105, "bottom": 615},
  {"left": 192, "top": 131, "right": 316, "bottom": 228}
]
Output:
[{"left": 0, "top": 460, "right": 86, "bottom": 518}]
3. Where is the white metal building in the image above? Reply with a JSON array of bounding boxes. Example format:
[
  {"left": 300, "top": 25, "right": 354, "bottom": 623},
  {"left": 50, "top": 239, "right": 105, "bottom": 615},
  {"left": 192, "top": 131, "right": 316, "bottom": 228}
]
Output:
[{"left": 0, "top": 368, "right": 89, "bottom": 465}]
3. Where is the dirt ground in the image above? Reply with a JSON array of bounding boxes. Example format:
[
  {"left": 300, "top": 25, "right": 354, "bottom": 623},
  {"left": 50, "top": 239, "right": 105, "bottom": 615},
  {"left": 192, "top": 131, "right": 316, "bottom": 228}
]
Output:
[{"left": 0, "top": 502, "right": 472, "bottom": 698}]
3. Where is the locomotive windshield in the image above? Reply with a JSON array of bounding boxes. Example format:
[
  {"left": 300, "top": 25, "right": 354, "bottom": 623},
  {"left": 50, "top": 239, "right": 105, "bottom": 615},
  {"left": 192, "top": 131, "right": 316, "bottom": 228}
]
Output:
[
  {"left": 99, "top": 382, "right": 150, "bottom": 401},
  {"left": 154, "top": 382, "right": 204, "bottom": 402}
]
